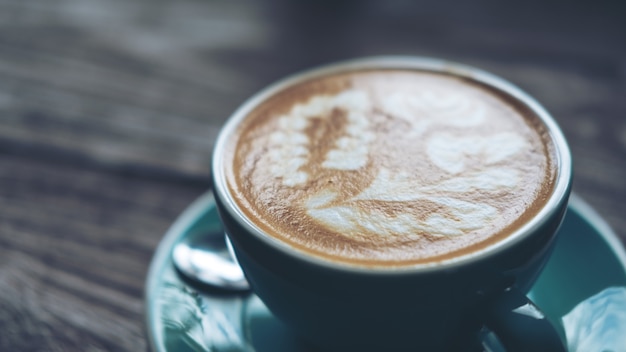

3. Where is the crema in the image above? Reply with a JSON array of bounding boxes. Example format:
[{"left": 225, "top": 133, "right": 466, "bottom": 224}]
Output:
[{"left": 222, "top": 69, "right": 557, "bottom": 266}]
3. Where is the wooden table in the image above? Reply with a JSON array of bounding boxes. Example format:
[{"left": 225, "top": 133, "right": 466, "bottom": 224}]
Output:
[{"left": 1, "top": 0, "right": 624, "bottom": 350}]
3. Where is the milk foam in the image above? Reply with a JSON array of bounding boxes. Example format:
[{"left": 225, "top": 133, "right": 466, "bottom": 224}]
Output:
[
  {"left": 266, "top": 90, "right": 373, "bottom": 186},
  {"left": 266, "top": 86, "right": 526, "bottom": 239},
  {"left": 427, "top": 132, "right": 527, "bottom": 174},
  {"left": 381, "top": 90, "right": 486, "bottom": 137},
  {"left": 306, "top": 183, "right": 499, "bottom": 238},
  {"left": 228, "top": 70, "right": 554, "bottom": 265}
]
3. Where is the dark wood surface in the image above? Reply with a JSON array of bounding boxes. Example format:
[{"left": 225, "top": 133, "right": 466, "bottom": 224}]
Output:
[{"left": 0, "top": 0, "right": 624, "bottom": 350}]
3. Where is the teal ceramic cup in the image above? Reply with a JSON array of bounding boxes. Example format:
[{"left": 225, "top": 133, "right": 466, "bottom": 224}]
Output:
[{"left": 211, "top": 57, "right": 572, "bottom": 351}]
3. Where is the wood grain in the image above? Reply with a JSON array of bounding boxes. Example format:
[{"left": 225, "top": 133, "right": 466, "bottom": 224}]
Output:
[
  {"left": 0, "top": 154, "right": 204, "bottom": 351},
  {"left": 0, "top": 0, "right": 624, "bottom": 350}
]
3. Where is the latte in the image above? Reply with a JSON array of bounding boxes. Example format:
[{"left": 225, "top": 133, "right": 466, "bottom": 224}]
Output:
[{"left": 221, "top": 69, "right": 557, "bottom": 266}]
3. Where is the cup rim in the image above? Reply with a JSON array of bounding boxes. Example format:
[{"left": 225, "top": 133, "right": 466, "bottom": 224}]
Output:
[{"left": 211, "top": 56, "right": 573, "bottom": 274}]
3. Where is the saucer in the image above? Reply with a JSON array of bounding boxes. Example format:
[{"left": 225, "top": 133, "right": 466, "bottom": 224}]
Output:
[{"left": 144, "top": 193, "right": 626, "bottom": 351}]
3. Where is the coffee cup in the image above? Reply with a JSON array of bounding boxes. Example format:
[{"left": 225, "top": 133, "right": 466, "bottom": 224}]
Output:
[{"left": 211, "top": 56, "right": 572, "bottom": 351}]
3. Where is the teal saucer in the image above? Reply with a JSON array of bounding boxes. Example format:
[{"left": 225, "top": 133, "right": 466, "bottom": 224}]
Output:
[{"left": 144, "top": 193, "right": 626, "bottom": 352}]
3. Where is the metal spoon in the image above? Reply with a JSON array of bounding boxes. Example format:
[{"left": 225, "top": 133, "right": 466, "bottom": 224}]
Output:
[{"left": 172, "top": 229, "right": 250, "bottom": 292}]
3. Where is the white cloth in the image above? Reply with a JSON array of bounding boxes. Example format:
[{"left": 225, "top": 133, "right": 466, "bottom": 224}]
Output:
[{"left": 562, "top": 286, "right": 626, "bottom": 352}]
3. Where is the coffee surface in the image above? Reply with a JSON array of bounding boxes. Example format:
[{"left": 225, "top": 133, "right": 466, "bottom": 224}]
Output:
[{"left": 223, "top": 69, "right": 557, "bottom": 266}]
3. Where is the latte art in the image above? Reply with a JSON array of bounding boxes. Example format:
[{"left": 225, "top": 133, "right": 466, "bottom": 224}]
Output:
[
  {"left": 266, "top": 90, "right": 374, "bottom": 187},
  {"left": 382, "top": 89, "right": 487, "bottom": 137},
  {"left": 225, "top": 70, "right": 556, "bottom": 266},
  {"left": 427, "top": 132, "right": 527, "bottom": 175}
]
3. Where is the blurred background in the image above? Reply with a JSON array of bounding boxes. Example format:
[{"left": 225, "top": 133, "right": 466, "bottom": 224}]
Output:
[{"left": 0, "top": 0, "right": 624, "bottom": 350}]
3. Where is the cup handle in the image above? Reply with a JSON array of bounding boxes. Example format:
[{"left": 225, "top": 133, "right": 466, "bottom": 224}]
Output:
[{"left": 483, "top": 287, "right": 566, "bottom": 352}]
